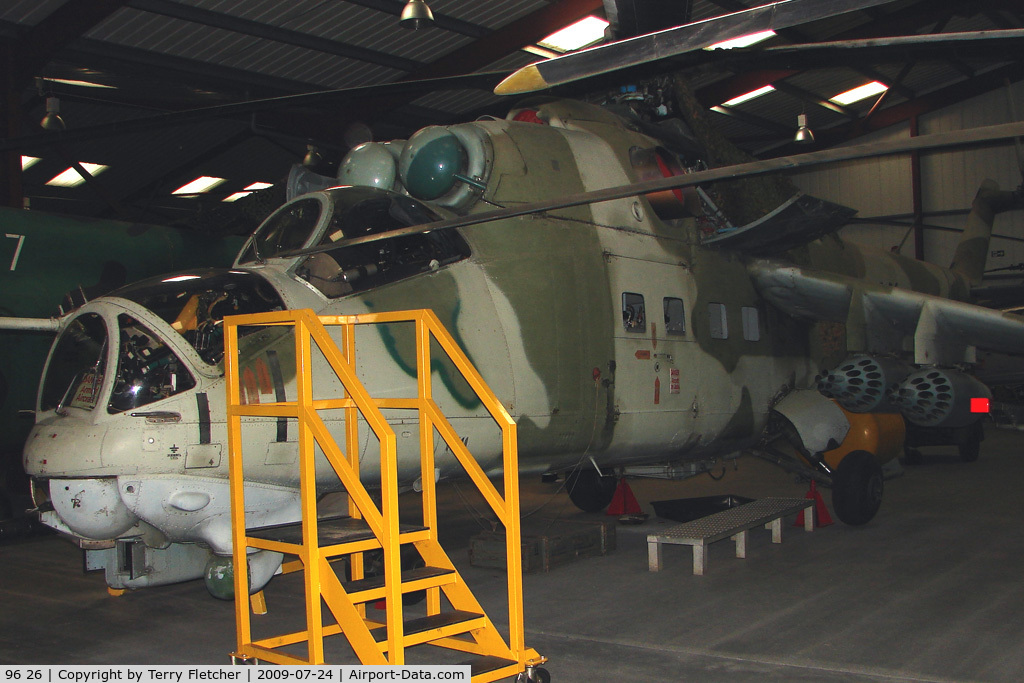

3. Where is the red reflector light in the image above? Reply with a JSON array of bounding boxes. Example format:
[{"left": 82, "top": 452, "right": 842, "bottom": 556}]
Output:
[
  {"left": 971, "top": 397, "right": 990, "bottom": 413},
  {"left": 512, "top": 109, "right": 544, "bottom": 124}
]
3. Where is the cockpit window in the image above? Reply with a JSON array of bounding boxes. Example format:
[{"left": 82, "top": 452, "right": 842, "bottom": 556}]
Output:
[
  {"left": 41, "top": 313, "right": 107, "bottom": 412},
  {"left": 237, "top": 197, "right": 322, "bottom": 263},
  {"left": 295, "top": 187, "right": 470, "bottom": 298},
  {"left": 108, "top": 315, "right": 196, "bottom": 414},
  {"left": 111, "top": 270, "right": 284, "bottom": 365}
]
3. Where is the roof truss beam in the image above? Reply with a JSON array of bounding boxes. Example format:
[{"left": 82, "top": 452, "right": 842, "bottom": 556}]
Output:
[{"left": 127, "top": 0, "right": 422, "bottom": 73}]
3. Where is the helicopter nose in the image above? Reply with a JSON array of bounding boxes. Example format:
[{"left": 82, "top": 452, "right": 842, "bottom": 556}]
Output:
[{"left": 49, "top": 478, "right": 139, "bottom": 539}]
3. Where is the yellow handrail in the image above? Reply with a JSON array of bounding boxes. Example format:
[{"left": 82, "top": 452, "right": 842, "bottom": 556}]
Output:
[{"left": 223, "top": 308, "right": 533, "bottom": 673}]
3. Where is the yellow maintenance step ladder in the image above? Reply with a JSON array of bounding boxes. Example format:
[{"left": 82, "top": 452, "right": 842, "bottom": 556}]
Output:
[{"left": 223, "top": 308, "right": 546, "bottom": 681}]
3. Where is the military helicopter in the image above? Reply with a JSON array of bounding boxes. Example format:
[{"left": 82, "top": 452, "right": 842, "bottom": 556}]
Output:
[
  {"left": 0, "top": 208, "right": 244, "bottom": 532},
  {"left": 14, "top": 0, "right": 1024, "bottom": 595}
]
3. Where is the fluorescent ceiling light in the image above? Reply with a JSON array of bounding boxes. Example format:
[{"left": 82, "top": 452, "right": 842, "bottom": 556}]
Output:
[
  {"left": 45, "top": 78, "right": 116, "bottom": 90},
  {"left": 538, "top": 16, "right": 609, "bottom": 53},
  {"left": 831, "top": 81, "right": 888, "bottom": 105},
  {"left": 522, "top": 45, "right": 560, "bottom": 59},
  {"left": 721, "top": 85, "right": 775, "bottom": 107},
  {"left": 222, "top": 182, "right": 273, "bottom": 203},
  {"left": 173, "top": 176, "right": 226, "bottom": 196},
  {"left": 706, "top": 29, "right": 776, "bottom": 50},
  {"left": 46, "top": 163, "right": 109, "bottom": 188},
  {"left": 21, "top": 156, "right": 41, "bottom": 170}
]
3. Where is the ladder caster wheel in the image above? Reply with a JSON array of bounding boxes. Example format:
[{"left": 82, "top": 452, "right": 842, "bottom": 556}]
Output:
[{"left": 518, "top": 667, "right": 550, "bottom": 683}]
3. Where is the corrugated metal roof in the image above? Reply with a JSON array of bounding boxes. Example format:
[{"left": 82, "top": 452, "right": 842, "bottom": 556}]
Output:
[
  {"left": 5, "top": 0, "right": 1022, "bottom": 225},
  {"left": 429, "top": 0, "right": 550, "bottom": 30},
  {"left": 0, "top": 0, "right": 66, "bottom": 26},
  {"left": 408, "top": 87, "right": 505, "bottom": 116},
  {"left": 201, "top": 0, "right": 472, "bottom": 65},
  {"left": 89, "top": 7, "right": 402, "bottom": 89}
]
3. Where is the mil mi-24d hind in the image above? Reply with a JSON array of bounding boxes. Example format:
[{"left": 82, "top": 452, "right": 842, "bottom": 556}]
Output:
[
  {"left": 15, "top": 0, "right": 1024, "bottom": 594},
  {"left": 23, "top": 96, "right": 1024, "bottom": 593}
]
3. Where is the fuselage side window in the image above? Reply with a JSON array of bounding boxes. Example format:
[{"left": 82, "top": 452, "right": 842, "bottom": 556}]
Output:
[
  {"left": 708, "top": 302, "right": 728, "bottom": 340},
  {"left": 664, "top": 297, "right": 685, "bottom": 335},
  {"left": 741, "top": 306, "right": 761, "bottom": 342},
  {"left": 622, "top": 292, "right": 646, "bottom": 333}
]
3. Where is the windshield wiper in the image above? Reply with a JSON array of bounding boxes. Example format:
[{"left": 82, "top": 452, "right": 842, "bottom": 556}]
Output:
[{"left": 251, "top": 236, "right": 265, "bottom": 264}]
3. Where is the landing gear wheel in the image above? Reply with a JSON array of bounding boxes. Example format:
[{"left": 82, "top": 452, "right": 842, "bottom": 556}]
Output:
[
  {"left": 831, "top": 450, "right": 883, "bottom": 526},
  {"left": 565, "top": 469, "right": 617, "bottom": 512},
  {"left": 958, "top": 438, "right": 981, "bottom": 463},
  {"left": 957, "top": 422, "right": 983, "bottom": 463}
]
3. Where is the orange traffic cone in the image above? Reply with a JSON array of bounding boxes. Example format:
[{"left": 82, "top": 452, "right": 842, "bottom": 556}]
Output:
[
  {"left": 606, "top": 478, "right": 642, "bottom": 516},
  {"left": 795, "top": 480, "right": 833, "bottom": 528}
]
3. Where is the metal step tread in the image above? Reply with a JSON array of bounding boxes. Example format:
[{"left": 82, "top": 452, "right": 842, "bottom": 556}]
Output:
[
  {"left": 371, "top": 610, "right": 484, "bottom": 643},
  {"left": 466, "top": 655, "right": 519, "bottom": 676},
  {"left": 342, "top": 566, "right": 454, "bottom": 594},
  {"left": 247, "top": 514, "right": 426, "bottom": 546}
]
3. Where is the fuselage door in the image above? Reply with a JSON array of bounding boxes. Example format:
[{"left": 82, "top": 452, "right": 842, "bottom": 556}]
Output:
[{"left": 604, "top": 254, "right": 697, "bottom": 461}]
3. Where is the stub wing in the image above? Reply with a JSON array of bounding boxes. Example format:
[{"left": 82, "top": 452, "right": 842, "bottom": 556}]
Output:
[
  {"left": 702, "top": 194, "right": 857, "bottom": 254},
  {"left": 748, "top": 258, "right": 1024, "bottom": 365}
]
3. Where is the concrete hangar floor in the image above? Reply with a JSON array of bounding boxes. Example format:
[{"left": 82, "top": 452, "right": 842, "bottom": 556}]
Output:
[{"left": 3, "top": 427, "right": 1024, "bottom": 682}]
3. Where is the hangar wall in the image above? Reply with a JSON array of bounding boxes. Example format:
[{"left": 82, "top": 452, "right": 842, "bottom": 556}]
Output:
[{"left": 789, "top": 80, "right": 1024, "bottom": 272}]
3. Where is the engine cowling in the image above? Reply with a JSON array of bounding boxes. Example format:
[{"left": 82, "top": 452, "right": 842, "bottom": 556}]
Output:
[
  {"left": 818, "top": 354, "right": 910, "bottom": 413},
  {"left": 890, "top": 367, "right": 991, "bottom": 428}
]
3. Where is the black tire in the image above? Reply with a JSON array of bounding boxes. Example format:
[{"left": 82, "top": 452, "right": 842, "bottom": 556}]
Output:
[
  {"left": 530, "top": 668, "right": 551, "bottom": 683},
  {"left": 957, "top": 422, "right": 983, "bottom": 463},
  {"left": 958, "top": 439, "right": 980, "bottom": 463},
  {"left": 831, "top": 450, "right": 883, "bottom": 526},
  {"left": 565, "top": 469, "right": 617, "bottom": 513}
]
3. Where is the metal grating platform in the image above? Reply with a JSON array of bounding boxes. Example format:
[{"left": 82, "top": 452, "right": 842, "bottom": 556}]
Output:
[{"left": 648, "top": 497, "right": 814, "bottom": 575}]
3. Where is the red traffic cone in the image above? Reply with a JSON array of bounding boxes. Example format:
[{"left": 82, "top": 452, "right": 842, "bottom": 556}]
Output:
[
  {"left": 606, "top": 478, "right": 642, "bottom": 516},
  {"left": 795, "top": 480, "right": 833, "bottom": 528}
]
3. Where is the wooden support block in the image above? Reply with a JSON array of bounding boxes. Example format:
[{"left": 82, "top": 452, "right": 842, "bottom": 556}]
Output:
[
  {"left": 648, "top": 539, "right": 663, "bottom": 572},
  {"left": 733, "top": 530, "right": 747, "bottom": 559}
]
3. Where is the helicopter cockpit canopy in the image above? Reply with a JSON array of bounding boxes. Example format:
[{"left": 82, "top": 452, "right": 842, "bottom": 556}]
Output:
[
  {"left": 110, "top": 269, "right": 285, "bottom": 365},
  {"left": 237, "top": 186, "right": 471, "bottom": 299}
]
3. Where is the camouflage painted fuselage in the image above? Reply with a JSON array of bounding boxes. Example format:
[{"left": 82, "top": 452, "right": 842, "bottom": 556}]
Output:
[
  {"left": 224, "top": 101, "right": 829, "bottom": 485},
  {"left": 23, "top": 99, "right": 979, "bottom": 551}
]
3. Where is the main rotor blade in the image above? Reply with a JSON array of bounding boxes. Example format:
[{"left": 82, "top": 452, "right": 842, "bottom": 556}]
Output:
[
  {"left": 282, "top": 119, "right": 1024, "bottom": 257},
  {"left": 0, "top": 71, "right": 507, "bottom": 153},
  {"left": 495, "top": 0, "right": 899, "bottom": 96},
  {"left": 728, "top": 29, "right": 1024, "bottom": 70}
]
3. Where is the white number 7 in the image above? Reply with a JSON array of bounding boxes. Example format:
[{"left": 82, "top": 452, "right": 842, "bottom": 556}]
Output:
[{"left": 5, "top": 233, "right": 25, "bottom": 271}]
